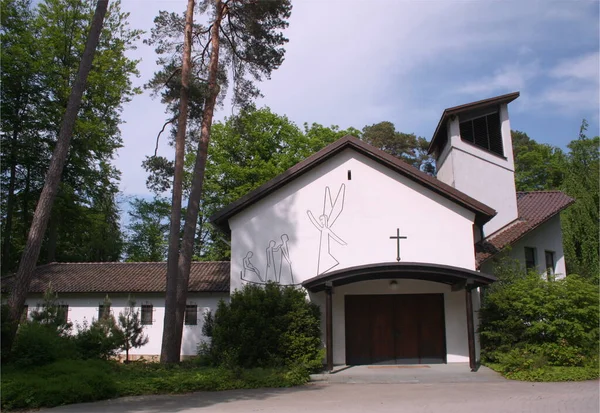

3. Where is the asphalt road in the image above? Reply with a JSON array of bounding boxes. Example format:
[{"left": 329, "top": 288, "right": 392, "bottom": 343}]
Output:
[{"left": 40, "top": 380, "right": 600, "bottom": 413}]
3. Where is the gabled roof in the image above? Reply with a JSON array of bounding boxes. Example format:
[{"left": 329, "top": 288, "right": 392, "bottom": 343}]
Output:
[
  {"left": 428, "top": 91, "right": 520, "bottom": 156},
  {"left": 210, "top": 135, "right": 496, "bottom": 232},
  {"left": 1, "top": 262, "right": 230, "bottom": 294},
  {"left": 476, "top": 191, "right": 575, "bottom": 266}
]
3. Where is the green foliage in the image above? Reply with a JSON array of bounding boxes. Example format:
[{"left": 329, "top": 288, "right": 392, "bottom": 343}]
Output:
[
  {"left": 29, "top": 284, "right": 72, "bottom": 334},
  {"left": 74, "top": 297, "right": 124, "bottom": 360},
  {"left": 0, "top": 0, "right": 141, "bottom": 273},
  {"left": 560, "top": 121, "right": 599, "bottom": 280},
  {"left": 124, "top": 197, "right": 171, "bottom": 261},
  {"left": 1, "top": 359, "right": 118, "bottom": 411},
  {"left": 117, "top": 297, "right": 149, "bottom": 362},
  {"left": 9, "top": 322, "right": 75, "bottom": 368},
  {"left": 207, "top": 282, "right": 323, "bottom": 371},
  {"left": 115, "top": 363, "right": 309, "bottom": 397},
  {"left": 361, "top": 121, "right": 435, "bottom": 174},
  {"left": 480, "top": 258, "right": 599, "bottom": 380},
  {"left": 1, "top": 360, "right": 309, "bottom": 411},
  {"left": 512, "top": 130, "right": 566, "bottom": 191}
]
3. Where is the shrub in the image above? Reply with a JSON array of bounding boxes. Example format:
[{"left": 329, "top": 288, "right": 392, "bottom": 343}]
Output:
[
  {"left": 207, "top": 282, "right": 323, "bottom": 371},
  {"left": 1, "top": 359, "right": 118, "bottom": 411},
  {"left": 29, "top": 283, "right": 72, "bottom": 335},
  {"left": 480, "top": 258, "right": 599, "bottom": 370},
  {"left": 74, "top": 317, "right": 124, "bottom": 360},
  {"left": 10, "top": 322, "right": 75, "bottom": 368}
]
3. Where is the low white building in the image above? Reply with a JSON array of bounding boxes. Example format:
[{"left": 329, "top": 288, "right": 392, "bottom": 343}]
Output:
[{"left": 10, "top": 92, "right": 574, "bottom": 368}]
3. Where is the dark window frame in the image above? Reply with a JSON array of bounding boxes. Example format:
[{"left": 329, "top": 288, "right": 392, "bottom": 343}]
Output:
[
  {"left": 98, "top": 304, "right": 111, "bottom": 319},
  {"left": 459, "top": 111, "right": 504, "bottom": 157},
  {"left": 141, "top": 304, "right": 153, "bottom": 325},
  {"left": 545, "top": 250, "right": 555, "bottom": 278},
  {"left": 524, "top": 247, "right": 537, "bottom": 270},
  {"left": 184, "top": 304, "right": 198, "bottom": 326}
]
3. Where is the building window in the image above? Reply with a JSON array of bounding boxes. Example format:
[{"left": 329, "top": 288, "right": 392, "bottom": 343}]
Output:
[
  {"left": 58, "top": 304, "right": 69, "bottom": 324},
  {"left": 185, "top": 305, "right": 198, "bottom": 325},
  {"left": 459, "top": 111, "right": 504, "bottom": 157},
  {"left": 98, "top": 304, "right": 111, "bottom": 319},
  {"left": 545, "top": 251, "right": 555, "bottom": 278},
  {"left": 141, "top": 304, "right": 153, "bottom": 325},
  {"left": 524, "top": 247, "right": 536, "bottom": 270}
]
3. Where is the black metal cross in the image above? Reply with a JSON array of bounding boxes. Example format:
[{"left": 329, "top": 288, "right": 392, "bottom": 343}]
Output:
[{"left": 389, "top": 228, "right": 407, "bottom": 262}]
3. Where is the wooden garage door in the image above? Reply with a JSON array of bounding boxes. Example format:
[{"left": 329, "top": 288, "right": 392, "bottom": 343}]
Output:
[{"left": 345, "top": 294, "right": 446, "bottom": 365}]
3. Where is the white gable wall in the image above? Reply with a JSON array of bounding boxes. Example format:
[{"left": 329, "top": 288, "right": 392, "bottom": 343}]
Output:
[
  {"left": 23, "top": 292, "right": 228, "bottom": 358},
  {"left": 229, "top": 148, "right": 477, "bottom": 291}
]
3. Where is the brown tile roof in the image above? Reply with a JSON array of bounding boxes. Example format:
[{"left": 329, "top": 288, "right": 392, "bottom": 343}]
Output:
[
  {"left": 1, "top": 262, "right": 230, "bottom": 294},
  {"left": 476, "top": 191, "right": 574, "bottom": 267},
  {"left": 210, "top": 135, "right": 496, "bottom": 232},
  {"left": 428, "top": 91, "right": 520, "bottom": 156}
]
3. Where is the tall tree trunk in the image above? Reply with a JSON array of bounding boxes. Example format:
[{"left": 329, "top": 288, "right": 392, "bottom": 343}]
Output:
[
  {"left": 46, "top": 211, "right": 58, "bottom": 263},
  {"left": 22, "top": 165, "right": 30, "bottom": 239},
  {"left": 2, "top": 131, "right": 18, "bottom": 272},
  {"left": 160, "top": 0, "right": 196, "bottom": 364},
  {"left": 169, "top": 0, "right": 225, "bottom": 361},
  {"left": 6, "top": 0, "right": 110, "bottom": 350}
]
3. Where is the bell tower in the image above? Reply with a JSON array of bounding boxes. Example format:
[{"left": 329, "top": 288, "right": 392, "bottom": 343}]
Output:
[{"left": 428, "top": 92, "right": 520, "bottom": 237}]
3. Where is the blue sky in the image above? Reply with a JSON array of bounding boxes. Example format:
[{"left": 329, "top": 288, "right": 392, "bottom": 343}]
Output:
[{"left": 116, "top": 0, "right": 599, "bottom": 199}]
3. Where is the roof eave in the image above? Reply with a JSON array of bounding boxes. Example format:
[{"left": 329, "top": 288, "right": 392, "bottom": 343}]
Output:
[{"left": 210, "top": 136, "right": 496, "bottom": 232}]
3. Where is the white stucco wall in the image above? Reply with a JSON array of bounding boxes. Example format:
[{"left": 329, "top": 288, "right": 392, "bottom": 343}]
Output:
[
  {"left": 23, "top": 292, "right": 228, "bottom": 357},
  {"left": 309, "top": 279, "right": 477, "bottom": 365},
  {"left": 481, "top": 215, "right": 567, "bottom": 279},
  {"left": 229, "top": 148, "right": 477, "bottom": 292},
  {"left": 436, "top": 104, "right": 519, "bottom": 237}
]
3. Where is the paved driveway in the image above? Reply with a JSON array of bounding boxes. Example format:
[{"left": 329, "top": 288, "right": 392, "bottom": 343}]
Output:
[{"left": 41, "top": 380, "right": 599, "bottom": 413}]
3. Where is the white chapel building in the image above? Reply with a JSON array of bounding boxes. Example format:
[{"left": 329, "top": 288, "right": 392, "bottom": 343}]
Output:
[{"left": 11, "top": 92, "right": 574, "bottom": 369}]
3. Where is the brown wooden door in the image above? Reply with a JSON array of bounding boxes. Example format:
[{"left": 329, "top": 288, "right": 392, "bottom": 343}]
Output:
[
  {"left": 417, "top": 294, "right": 446, "bottom": 363},
  {"left": 394, "top": 294, "right": 421, "bottom": 364},
  {"left": 345, "top": 294, "right": 446, "bottom": 365}
]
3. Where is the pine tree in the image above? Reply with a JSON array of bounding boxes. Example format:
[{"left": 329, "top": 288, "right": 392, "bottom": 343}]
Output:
[{"left": 117, "top": 297, "right": 149, "bottom": 363}]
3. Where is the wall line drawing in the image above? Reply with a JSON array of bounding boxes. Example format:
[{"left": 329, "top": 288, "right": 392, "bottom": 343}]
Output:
[
  {"left": 307, "top": 183, "right": 347, "bottom": 275},
  {"left": 242, "top": 251, "right": 263, "bottom": 282},
  {"left": 241, "top": 234, "right": 298, "bottom": 286}
]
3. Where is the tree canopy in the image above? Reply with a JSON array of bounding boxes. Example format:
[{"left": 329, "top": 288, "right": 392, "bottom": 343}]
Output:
[{"left": 0, "top": 0, "right": 141, "bottom": 274}]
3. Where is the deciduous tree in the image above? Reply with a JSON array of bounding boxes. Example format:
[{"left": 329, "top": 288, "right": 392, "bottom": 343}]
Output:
[{"left": 6, "top": 0, "right": 110, "bottom": 350}]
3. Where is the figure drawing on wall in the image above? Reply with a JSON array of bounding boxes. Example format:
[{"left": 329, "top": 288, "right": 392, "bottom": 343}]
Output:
[
  {"left": 307, "top": 184, "right": 347, "bottom": 275},
  {"left": 241, "top": 234, "right": 295, "bottom": 285}
]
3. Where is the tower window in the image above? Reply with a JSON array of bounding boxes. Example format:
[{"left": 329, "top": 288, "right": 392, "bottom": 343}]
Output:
[{"left": 459, "top": 111, "right": 504, "bottom": 157}]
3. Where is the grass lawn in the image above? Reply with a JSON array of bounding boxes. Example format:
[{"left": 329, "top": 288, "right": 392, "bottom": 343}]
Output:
[
  {"left": 485, "top": 362, "right": 600, "bottom": 382},
  {"left": 1, "top": 359, "right": 309, "bottom": 411}
]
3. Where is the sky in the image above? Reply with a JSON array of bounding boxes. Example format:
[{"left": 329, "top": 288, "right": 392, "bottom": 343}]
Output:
[{"left": 116, "top": 0, "right": 600, "bottom": 199}]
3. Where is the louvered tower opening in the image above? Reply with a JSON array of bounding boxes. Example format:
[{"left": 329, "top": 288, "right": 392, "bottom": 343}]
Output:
[{"left": 459, "top": 111, "right": 504, "bottom": 157}]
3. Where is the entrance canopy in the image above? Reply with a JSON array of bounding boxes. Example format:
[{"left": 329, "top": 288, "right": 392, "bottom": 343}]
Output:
[{"left": 302, "top": 262, "right": 496, "bottom": 292}]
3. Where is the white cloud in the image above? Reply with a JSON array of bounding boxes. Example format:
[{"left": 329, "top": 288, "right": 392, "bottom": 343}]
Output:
[
  {"left": 549, "top": 52, "right": 599, "bottom": 83},
  {"left": 456, "top": 62, "right": 540, "bottom": 96}
]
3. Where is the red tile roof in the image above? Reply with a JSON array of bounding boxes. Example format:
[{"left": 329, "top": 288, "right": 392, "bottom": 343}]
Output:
[
  {"left": 1, "top": 262, "right": 230, "bottom": 294},
  {"left": 476, "top": 191, "right": 574, "bottom": 267}
]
